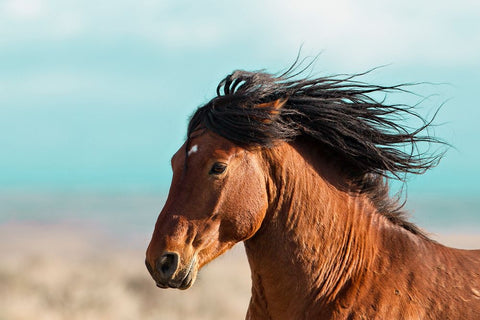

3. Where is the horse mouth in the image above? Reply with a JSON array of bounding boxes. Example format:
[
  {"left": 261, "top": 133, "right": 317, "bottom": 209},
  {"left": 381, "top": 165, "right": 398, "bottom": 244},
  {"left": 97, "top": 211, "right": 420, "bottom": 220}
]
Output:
[
  {"left": 177, "top": 268, "right": 195, "bottom": 290},
  {"left": 156, "top": 256, "right": 197, "bottom": 290}
]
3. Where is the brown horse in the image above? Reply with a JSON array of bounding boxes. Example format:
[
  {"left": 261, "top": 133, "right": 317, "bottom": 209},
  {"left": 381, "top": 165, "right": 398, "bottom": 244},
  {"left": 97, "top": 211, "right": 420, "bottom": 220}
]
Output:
[{"left": 145, "top": 68, "right": 480, "bottom": 319}]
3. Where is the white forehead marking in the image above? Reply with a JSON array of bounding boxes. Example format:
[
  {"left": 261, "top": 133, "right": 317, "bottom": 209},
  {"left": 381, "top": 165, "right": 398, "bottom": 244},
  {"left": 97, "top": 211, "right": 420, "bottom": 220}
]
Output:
[{"left": 187, "top": 144, "right": 199, "bottom": 156}]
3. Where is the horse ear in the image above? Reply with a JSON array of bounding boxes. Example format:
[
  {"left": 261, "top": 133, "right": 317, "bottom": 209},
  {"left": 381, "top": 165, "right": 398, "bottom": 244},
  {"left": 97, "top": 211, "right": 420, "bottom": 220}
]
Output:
[
  {"left": 255, "top": 98, "right": 287, "bottom": 114},
  {"left": 254, "top": 99, "right": 287, "bottom": 123}
]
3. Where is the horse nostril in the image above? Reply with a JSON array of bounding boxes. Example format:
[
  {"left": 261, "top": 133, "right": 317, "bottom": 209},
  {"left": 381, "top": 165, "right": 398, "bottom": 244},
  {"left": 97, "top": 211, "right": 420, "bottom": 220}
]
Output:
[{"left": 156, "top": 252, "right": 179, "bottom": 279}]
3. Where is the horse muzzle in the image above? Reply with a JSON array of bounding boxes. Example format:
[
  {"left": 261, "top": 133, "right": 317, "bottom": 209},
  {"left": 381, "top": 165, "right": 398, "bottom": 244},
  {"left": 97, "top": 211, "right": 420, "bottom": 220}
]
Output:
[{"left": 145, "top": 251, "right": 198, "bottom": 290}]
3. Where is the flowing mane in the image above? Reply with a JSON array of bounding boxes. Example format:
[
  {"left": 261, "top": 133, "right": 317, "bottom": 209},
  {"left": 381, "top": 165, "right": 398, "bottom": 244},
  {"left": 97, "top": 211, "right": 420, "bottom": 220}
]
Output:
[{"left": 188, "top": 67, "right": 445, "bottom": 236}]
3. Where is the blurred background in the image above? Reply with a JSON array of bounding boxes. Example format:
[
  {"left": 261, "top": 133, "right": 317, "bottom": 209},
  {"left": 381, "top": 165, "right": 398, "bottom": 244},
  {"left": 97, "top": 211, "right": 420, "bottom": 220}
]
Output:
[{"left": 1, "top": 0, "right": 479, "bottom": 319}]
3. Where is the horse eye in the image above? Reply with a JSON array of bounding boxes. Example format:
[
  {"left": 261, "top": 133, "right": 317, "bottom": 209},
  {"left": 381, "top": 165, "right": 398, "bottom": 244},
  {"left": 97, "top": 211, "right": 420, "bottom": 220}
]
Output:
[{"left": 209, "top": 162, "right": 227, "bottom": 175}]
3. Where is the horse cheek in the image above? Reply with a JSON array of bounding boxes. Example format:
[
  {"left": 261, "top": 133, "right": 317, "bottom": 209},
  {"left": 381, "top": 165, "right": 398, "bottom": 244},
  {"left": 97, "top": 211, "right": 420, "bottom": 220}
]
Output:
[
  {"left": 220, "top": 201, "right": 267, "bottom": 243},
  {"left": 241, "top": 199, "right": 269, "bottom": 241},
  {"left": 233, "top": 184, "right": 268, "bottom": 241}
]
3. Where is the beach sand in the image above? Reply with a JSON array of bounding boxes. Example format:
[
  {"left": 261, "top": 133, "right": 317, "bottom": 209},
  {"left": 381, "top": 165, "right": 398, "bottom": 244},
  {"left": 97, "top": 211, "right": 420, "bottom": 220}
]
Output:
[
  {"left": 0, "top": 222, "right": 251, "bottom": 320},
  {"left": 0, "top": 221, "right": 478, "bottom": 320}
]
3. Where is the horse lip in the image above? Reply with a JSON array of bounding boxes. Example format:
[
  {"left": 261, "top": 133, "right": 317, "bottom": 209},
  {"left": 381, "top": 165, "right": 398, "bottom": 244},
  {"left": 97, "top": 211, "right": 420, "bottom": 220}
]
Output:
[
  {"left": 166, "top": 270, "right": 193, "bottom": 289},
  {"left": 178, "top": 256, "right": 197, "bottom": 289},
  {"left": 164, "top": 256, "right": 197, "bottom": 290},
  {"left": 179, "top": 269, "right": 194, "bottom": 290}
]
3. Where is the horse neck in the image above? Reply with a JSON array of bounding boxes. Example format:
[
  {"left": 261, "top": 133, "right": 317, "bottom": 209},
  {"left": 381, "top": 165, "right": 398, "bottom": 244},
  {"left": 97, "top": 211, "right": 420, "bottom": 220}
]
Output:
[{"left": 243, "top": 141, "right": 422, "bottom": 316}]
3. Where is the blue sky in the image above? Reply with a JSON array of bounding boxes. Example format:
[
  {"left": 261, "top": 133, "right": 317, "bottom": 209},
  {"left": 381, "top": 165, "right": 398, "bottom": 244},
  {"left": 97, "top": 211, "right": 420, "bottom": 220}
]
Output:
[{"left": 1, "top": 0, "right": 479, "bottom": 195}]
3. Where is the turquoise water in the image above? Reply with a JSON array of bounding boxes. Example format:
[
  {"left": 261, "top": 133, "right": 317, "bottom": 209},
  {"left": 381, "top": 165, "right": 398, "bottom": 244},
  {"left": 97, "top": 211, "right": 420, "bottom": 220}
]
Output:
[
  {"left": 1, "top": 32, "right": 479, "bottom": 233},
  {"left": 2, "top": 77, "right": 479, "bottom": 233},
  {"left": 1, "top": 54, "right": 479, "bottom": 196}
]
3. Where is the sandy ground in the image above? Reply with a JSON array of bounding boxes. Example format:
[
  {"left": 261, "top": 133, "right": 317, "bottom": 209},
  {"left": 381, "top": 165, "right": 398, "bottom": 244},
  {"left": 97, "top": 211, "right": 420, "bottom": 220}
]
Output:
[
  {"left": 0, "top": 222, "right": 479, "bottom": 320},
  {"left": 0, "top": 222, "right": 251, "bottom": 320}
]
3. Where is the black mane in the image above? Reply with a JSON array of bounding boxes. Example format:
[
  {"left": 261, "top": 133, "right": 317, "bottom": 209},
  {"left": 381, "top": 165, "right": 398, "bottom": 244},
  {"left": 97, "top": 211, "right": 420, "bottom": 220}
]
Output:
[{"left": 188, "top": 66, "right": 446, "bottom": 236}]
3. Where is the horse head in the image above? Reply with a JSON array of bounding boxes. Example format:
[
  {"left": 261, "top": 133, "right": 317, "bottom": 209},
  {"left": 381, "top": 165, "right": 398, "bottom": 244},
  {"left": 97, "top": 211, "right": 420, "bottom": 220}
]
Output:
[{"left": 145, "top": 128, "right": 270, "bottom": 289}]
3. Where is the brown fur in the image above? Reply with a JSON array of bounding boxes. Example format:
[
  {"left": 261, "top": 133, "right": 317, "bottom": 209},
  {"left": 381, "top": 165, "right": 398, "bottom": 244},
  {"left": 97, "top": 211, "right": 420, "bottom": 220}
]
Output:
[{"left": 146, "top": 131, "right": 480, "bottom": 319}]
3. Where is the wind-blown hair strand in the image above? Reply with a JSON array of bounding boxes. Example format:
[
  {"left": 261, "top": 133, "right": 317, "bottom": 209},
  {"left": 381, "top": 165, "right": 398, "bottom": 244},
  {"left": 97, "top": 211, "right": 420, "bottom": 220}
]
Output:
[{"left": 187, "top": 66, "right": 446, "bottom": 236}]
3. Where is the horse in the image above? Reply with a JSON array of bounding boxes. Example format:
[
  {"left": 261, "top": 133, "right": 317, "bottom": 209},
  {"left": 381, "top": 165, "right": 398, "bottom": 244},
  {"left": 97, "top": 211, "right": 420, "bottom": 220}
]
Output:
[{"left": 145, "top": 67, "right": 480, "bottom": 319}]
